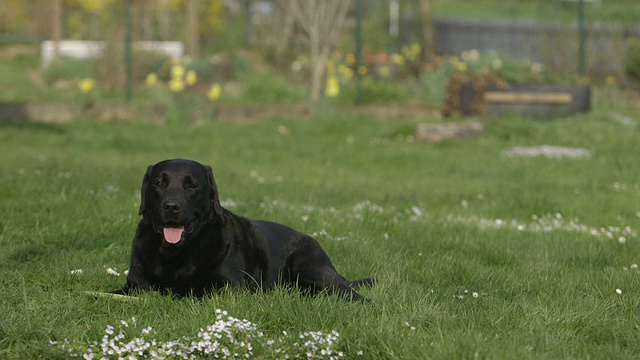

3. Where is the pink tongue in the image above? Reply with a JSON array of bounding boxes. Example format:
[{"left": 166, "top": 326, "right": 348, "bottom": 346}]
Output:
[{"left": 163, "top": 227, "right": 184, "bottom": 244}]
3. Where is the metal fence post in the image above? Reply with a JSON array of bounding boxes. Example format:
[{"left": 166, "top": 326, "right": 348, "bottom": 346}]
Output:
[
  {"left": 125, "top": 0, "right": 133, "bottom": 102},
  {"left": 578, "top": 0, "right": 586, "bottom": 75},
  {"left": 355, "top": 0, "right": 363, "bottom": 105}
]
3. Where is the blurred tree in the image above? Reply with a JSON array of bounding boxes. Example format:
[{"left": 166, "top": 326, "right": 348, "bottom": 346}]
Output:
[
  {"left": 53, "top": 0, "right": 62, "bottom": 60},
  {"left": 0, "top": 0, "right": 27, "bottom": 33},
  {"left": 186, "top": 0, "right": 200, "bottom": 57},
  {"left": 270, "top": 0, "right": 296, "bottom": 68},
  {"left": 205, "top": 0, "right": 225, "bottom": 34},
  {"left": 416, "top": 0, "right": 435, "bottom": 61},
  {"left": 291, "top": 0, "right": 353, "bottom": 102}
]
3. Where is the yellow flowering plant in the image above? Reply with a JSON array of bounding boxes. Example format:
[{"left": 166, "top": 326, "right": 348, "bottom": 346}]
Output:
[
  {"left": 207, "top": 83, "right": 222, "bottom": 101},
  {"left": 143, "top": 58, "right": 222, "bottom": 124},
  {"left": 78, "top": 78, "right": 95, "bottom": 93},
  {"left": 319, "top": 51, "right": 409, "bottom": 105},
  {"left": 77, "top": 77, "right": 97, "bottom": 109},
  {"left": 441, "top": 50, "right": 589, "bottom": 117},
  {"left": 320, "top": 46, "right": 424, "bottom": 103}
]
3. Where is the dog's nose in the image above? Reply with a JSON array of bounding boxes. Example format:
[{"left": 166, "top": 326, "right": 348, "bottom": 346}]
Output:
[{"left": 163, "top": 200, "right": 181, "bottom": 214}]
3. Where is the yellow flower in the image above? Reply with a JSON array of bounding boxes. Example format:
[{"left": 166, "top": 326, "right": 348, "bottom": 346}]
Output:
[
  {"left": 169, "top": 78, "right": 185, "bottom": 93},
  {"left": 401, "top": 44, "right": 421, "bottom": 61},
  {"left": 605, "top": 76, "right": 616, "bottom": 86},
  {"left": 379, "top": 65, "right": 390, "bottom": 77},
  {"left": 326, "top": 59, "right": 336, "bottom": 76},
  {"left": 207, "top": 83, "right": 222, "bottom": 101},
  {"left": 345, "top": 53, "right": 356, "bottom": 65},
  {"left": 358, "top": 66, "right": 368, "bottom": 76},
  {"left": 338, "top": 64, "right": 354, "bottom": 80},
  {"left": 391, "top": 54, "right": 405, "bottom": 66},
  {"left": 455, "top": 61, "right": 468, "bottom": 72},
  {"left": 171, "top": 64, "right": 186, "bottom": 80},
  {"left": 78, "top": 78, "right": 95, "bottom": 93},
  {"left": 325, "top": 76, "right": 340, "bottom": 98},
  {"left": 81, "top": 0, "right": 115, "bottom": 12},
  {"left": 145, "top": 73, "right": 158, "bottom": 86},
  {"left": 185, "top": 70, "right": 197, "bottom": 86},
  {"left": 411, "top": 44, "right": 421, "bottom": 56}
]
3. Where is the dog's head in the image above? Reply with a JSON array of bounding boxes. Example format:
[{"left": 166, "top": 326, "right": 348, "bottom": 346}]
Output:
[{"left": 138, "top": 159, "right": 223, "bottom": 246}]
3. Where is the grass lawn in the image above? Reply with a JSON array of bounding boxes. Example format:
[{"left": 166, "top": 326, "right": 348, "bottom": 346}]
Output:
[
  {"left": 433, "top": 0, "right": 640, "bottom": 23},
  {"left": 1, "top": 97, "right": 640, "bottom": 358}
]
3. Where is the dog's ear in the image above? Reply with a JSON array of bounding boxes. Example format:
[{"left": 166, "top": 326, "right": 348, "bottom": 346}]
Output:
[
  {"left": 138, "top": 164, "right": 154, "bottom": 216},
  {"left": 205, "top": 165, "right": 223, "bottom": 215}
]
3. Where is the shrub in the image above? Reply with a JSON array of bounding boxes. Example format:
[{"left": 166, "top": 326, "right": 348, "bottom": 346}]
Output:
[
  {"left": 43, "top": 59, "right": 94, "bottom": 84},
  {"left": 358, "top": 78, "right": 407, "bottom": 105},
  {"left": 243, "top": 73, "right": 303, "bottom": 104},
  {"left": 440, "top": 50, "right": 588, "bottom": 116},
  {"left": 625, "top": 37, "right": 640, "bottom": 84}
]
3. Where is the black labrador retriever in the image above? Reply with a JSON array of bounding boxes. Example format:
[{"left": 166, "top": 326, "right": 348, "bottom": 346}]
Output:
[{"left": 115, "top": 159, "right": 373, "bottom": 302}]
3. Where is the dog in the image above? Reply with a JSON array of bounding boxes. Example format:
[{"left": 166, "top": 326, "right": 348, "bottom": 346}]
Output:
[{"left": 114, "top": 159, "right": 373, "bottom": 302}]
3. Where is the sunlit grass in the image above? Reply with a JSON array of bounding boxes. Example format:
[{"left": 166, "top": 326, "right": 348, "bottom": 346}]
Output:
[{"left": 1, "top": 105, "right": 640, "bottom": 358}]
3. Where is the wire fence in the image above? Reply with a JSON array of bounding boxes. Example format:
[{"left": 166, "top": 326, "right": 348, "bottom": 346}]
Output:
[{"left": 1, "top": 1, "right": 638, "bottom": 78}]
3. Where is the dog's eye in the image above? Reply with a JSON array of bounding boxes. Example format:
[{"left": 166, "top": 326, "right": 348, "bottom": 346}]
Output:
[
  {"left": 187, "top": 183, "right": 199, "bottom": 189},
  {"left": 154, "top": 179, "right": 165, "bottom": 187}
]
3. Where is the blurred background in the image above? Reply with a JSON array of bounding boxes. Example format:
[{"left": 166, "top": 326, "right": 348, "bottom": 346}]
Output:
[{"left": 0, "top": 0, "right": 639, "bottom": 121}]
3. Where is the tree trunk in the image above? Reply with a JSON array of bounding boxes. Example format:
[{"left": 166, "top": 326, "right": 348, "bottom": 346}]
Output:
[
  {"left": 272, "top": 0, "right": 295, "bottom": 68},
  {"left": 291, "top": 0, "right": 353, "bottom": 103},
  {"left": 417, "top": 0, "right": 435, "bottom": 61},
  {"left": 52, "top": 0, "right": 62, "bottom": 60},
  {"left": 186, "top": 0, "right": 200, "bottom": 57}
]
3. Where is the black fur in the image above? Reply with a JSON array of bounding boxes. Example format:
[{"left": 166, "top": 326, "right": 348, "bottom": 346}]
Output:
[{"left": 114, "top": 159, "right": 373, "bottom": 302}]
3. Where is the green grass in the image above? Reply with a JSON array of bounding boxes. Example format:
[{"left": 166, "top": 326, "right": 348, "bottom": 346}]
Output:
[
  {"left": 433, "top": 0, "right": 640, "bottom": 24},
  {"left": 1, "top": 102, "right": 640, "bottom": 358},
  {"left": 0, "top": 55, "right": 60, "bottom": 102}
]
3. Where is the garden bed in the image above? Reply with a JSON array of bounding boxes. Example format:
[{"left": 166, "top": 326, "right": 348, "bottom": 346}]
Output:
[
  {"left": 0, "top": 102, "right": 439, "bottom": 123},
  {"left": 460, "top": 82, "right": 591, "bottom": 119}
]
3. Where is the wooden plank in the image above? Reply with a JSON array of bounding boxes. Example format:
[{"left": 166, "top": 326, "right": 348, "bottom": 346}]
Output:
[{"left": 484, "top": 91, "right": 573, "bottom": 104}]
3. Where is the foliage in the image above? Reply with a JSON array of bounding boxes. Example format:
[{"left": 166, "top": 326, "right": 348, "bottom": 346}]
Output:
[
  {"left": 320, "top": 45, "right": 423, "bottom": 104},
  {"left": 0, "top": 0, "right": 28, "bottom": 33},
  {"left": 43, "top": 59, "right": 94, "bottom": 84},
  {"left": 625, "top": 37, "right": 640, "bottom": 85},
  {"left": 339, "top": 78, "right": 408, "bottom": 105},
  {"left": 444, "top": 50, "right": 587, "bottom": 86},
  {"left": 439, "top": 50, "right": 589, "bottom": 116},
  {"left": 141, "top": 58, "right": 222, "bottom": 124},
  {"left": 242, "top": 72, "right": 304, "bottom": 104},
  {"left": 318, "top": 46, "right": 588, "bottom": 107}
]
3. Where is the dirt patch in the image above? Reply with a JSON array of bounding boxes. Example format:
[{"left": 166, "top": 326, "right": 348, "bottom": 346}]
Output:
[
  {"left": 0, "top": 102, "right": 77, "bottom": 123},
  {"left": 415, "top": 121, "right": 483, "bottom": 143},
  {"left": 216, "top": 104, "right": 311, "bottom": 122},
  {"left": 0, "top": 45, "right": 39, "bottom": 60},
  {"left": 343, "top": 106, "right": 441, "bottom": 122},
  {"left": 0, "top": 101, "right": 441, "bottom": 124}
]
